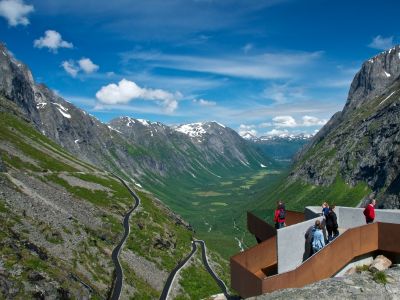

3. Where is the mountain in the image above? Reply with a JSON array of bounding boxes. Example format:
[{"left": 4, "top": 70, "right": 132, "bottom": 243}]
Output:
[
  {"left": 0, "top": 42, "right": 269, "bottom": 184},
  {"left": 0, "top": 43, "right": 277, "bottom": 258},
  {"left": 251, "top": 134, "right": 312, "bottom": 161},
  {"left": 0, "top": 51, "right": 230, "bottom": 299},
  {"left": 261, "top": 45, "right": 400, "bottom": 210}
]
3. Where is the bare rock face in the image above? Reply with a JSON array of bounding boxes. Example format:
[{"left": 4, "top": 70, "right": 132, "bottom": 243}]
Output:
[
  {"left": 288, "top": 45, "right": 400, "bottom": 209},
  {"left": 344, "top": 45, "right": 400, "bottom": 116},
  {"left": 369, "top": 255, "right": 392, "bottom": 272}
]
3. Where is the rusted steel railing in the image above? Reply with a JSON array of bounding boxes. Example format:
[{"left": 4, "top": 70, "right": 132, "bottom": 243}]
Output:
[{"left": 231, "top": 222, "right": 400, "bottom": 298}]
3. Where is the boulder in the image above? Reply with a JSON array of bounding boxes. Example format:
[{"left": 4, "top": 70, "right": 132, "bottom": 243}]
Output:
[{"left": 369, "top": 255, "right": 392, "bottom": 272}]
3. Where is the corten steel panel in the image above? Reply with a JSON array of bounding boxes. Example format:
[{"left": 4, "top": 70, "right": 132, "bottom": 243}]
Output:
[
  {"left": 233, "top": 222, "right": 400, "bottom": 298},
  {"left": 379, "top": 223, "right": 400, "bottom": 252},
  {"left": 285, "top": 210, "right": 305, "bottom": 226},
  {"left": 260, "top": 223, "right": 382, "bottom": 294},
  {"left": 247, "top": 211, "right": 276, "bottom": 242},
  {"left": 230, "top": 258, "right": 262, "bottom": 298},
  {"left": 231, "top": 235, "right": 277, "bottom": 273}
]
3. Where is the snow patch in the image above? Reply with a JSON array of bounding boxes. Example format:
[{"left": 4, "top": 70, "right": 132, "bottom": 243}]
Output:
[
  {"left": 107, "top": 125, "right": 122, "bottom": 134},
  {"left": 190, "top": 173, "right": 197, "bottom": 178},
  {"left": 36, "top": 102, "right": 47, "bottom": 109},
  {"left": 175, "top": 123, "right": 207, "bottom": 138},
  {"left": 235, "top": 237, "right": 244, "bottom": 252},
  {"left": 52, "top": 102, "right": 69, "bottom": 112},
  {"left": 137, "top": 119, "right": 150, "bottom": 126},
  {"left": 260, "top": 163, "right": 267, "bottom": 168},
  {"left": 213, "top": 121, "right": 225, "bottom": 128},
  {"left": 57, "top": 108, "right": 71, "bottom": 118},
  {"left": 126, "top": 117, "right": 136, "bottom": 127},
  {"left": 379, "top": 91, "right": 396, "bottom": 106},
  {"left": 384, "top": 71, "right": 391, "bottom": 78},
  {"left": 135, "top": 183, "right": 143, "bottom": 188},
  {"left": 74, "top": 139, "right": 79, "bottom": 144}
]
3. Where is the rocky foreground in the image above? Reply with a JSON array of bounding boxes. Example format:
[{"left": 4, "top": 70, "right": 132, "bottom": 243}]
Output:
[{"left": 253, "top": 266, "right": 400, "bottom": 300}]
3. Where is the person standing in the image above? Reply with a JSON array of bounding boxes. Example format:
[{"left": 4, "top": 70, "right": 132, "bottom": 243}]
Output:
[
  {"left": 274, "top": 201, "right": 286, "bottom": 229},
  {"left": 322, "top": 202, "right": 330, "bottom": 218},
  {"left": 312, "top": 220, "right": 325, "bottom": 253},
  {"left": 363, "top": 199, "right": 376, "bottom": 224},
  {"left": 325, "top": 205, "right": 339, "bottom": 242}
]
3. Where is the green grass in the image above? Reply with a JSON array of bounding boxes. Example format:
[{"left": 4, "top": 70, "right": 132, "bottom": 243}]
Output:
[
  {"left": 373, "top": 271, "right": 388, "bottom": 284},
  {"left": 250, "top": 175, "right": 371, "bottom": 227},
  {"left": 121, "top": 262, "right": 159, "bottom": 299},
  {"left": 177, "top": 252, "right": 221, "bottom": 299},
  {"left": 125, "top": 189, "right": 193, "bottom": 271}
]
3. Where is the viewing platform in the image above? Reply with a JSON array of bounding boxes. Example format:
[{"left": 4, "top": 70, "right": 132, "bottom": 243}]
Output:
[{"left": 230, "top": 207, "right": 400, "bottom": 298}]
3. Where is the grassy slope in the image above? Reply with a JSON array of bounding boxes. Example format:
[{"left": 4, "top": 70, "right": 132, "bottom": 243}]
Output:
[{"left": 0, "top": 109, "right": 228, "bottom": 298}]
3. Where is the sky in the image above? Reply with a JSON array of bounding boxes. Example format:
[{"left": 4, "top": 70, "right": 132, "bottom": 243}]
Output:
[{"left": 0, "top": 0, "right": 399, "bottom": 137}]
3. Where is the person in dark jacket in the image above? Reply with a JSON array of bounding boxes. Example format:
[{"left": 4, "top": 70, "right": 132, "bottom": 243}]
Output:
[
  {"left": 321, "top": 202, "right": 329, "bottom": 218},
  {"left": 325, "top": 205, "right": 338, "bottom": 242},
  {"left": 274, "top": 201, "right": 286, "bottom": 229}
]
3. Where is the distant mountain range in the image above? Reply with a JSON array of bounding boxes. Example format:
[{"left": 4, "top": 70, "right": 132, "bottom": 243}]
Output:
[{"left": 0, "top": 42, "right": 270, "bottom": 189}]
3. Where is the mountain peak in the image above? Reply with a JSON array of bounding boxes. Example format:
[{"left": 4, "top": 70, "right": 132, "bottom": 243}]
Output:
[{"left": 344, "top": 44, "right": 400, "bottom": 115}]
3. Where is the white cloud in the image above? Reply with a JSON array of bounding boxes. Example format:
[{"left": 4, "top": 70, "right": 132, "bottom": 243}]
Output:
[
  {"left": 193, "top": 98, "right": 216, "bottom": 106},
  {"left": 302, "top": 115, "right": 327, "bottom": 126},
  {"left": 263, "top": 83, "right": 306, "bottom": 104},
  {"left": 265, "top": 129, "right": 289, "bottom": 136},
  {"left": 259, "top": 122, "right": 272, "bottom": 128},
  {"left": 123, "top": 50, "right": 323, "bottom": 80},
  {"left": 78, "top": 58, "right": 99, "bottom": 73},
  {"left": 95, "top": 78, "right": 179, "bottom": 113},
  {"left": 368, "top": 35, "right": 394, "bottom": 50},
  {"left": 0, "top": 0, "right": 33, "bottom": 26},
  {"left": 61, "top": 61, "right": 79, "bottom": 77},
  {"left": 272, "top": 115, "right": 297, "bottom": 127},
  {"left": 34, "top": 30, "right": 73, "bottom": 53},
  {"left": 61, "top": 57, "right": 99, "bottom": 77}
]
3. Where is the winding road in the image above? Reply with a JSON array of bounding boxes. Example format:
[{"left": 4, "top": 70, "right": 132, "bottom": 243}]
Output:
[
  {"left": 160, "top": 240, "right": 231, "bottom": 300},
  {"left": 109, "top": 176, "right": 140, "bottom": 300},
  {"left": 107, "top": 176, "right": 230, "bottom": 300}
]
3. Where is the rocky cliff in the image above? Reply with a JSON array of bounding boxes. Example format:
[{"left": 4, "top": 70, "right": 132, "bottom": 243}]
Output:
[{"left": 287, "top": 45, "right": 400, "bottom": 208}]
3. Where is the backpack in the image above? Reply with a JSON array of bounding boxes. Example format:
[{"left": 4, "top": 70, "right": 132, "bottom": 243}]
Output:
[{"left": 278, "top": 208, "right": 285, "bottom": 220}]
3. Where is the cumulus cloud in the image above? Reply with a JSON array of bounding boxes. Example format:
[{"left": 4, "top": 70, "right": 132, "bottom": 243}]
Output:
[
  {"left": 302, "top": 115, "right": 327, "bottom": 126},
  {"left": 265, "top": 129, "right": 289, "bottom": 136},
  {"left": 61, "top": 57, "right": 99, "bottom": 77},
  {"left": 272, "top": 115, "right": 297, "bottom": 127},
  {"left": 78, "top": 58, "right": 99, "bottom": 73},
  {"left": 193, "top": 98, "right": 216, "bottom": 106},
  {"left": 368, "top": 35, "right": 394, "bottom": 50},
  {"left": 95, "top": 79, "right": 180, "bottom": 113},
  {"left": 61, "top": 61, "right": 79, "bottom": 77},
  {"left": 0, "top": 0, "right": 33, "bottom": 26},
  {"left": 34, "top": 30, "right": 73, "bottom": 53}
]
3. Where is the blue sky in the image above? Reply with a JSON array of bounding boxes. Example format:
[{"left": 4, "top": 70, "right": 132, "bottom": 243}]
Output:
[{"left": 0, "top": 0, "right": 399, "bottom": 136}]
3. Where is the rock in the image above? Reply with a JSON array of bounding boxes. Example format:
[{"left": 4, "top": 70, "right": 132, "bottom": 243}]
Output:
[
  {"left": 28, "top": 271, "right": 45, "bottom": 282},
  {"left": 253, "top": 266, "right": 400, "bottom": 299},
  {"left": 369, "top": 255, "right": 392, "bottom": 272},
  {"left": 344, "top": 267, "right": 357, "bottom": 276}
]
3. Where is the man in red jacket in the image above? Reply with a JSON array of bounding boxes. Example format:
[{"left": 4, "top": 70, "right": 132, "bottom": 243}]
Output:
[{"left": 363, "top": 199, "right": 376, "bottom": 224}]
